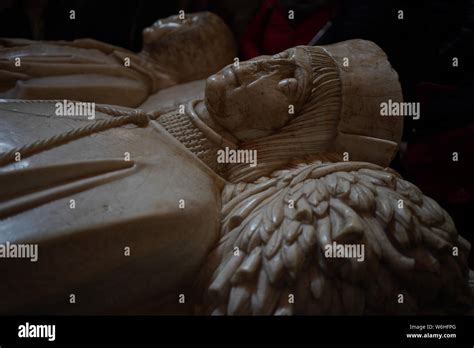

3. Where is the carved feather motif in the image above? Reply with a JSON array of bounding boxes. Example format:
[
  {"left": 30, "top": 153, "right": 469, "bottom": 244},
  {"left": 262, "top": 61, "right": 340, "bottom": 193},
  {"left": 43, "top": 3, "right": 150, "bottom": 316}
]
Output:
[{"left": 198, "top": 161, "right": 472, "bottom": 315}]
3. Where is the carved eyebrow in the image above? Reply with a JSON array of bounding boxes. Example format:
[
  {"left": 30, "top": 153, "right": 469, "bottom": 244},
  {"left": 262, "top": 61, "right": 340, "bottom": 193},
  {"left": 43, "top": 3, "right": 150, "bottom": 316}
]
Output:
[
  {"left": 267, "top": 58, "right": 295, "bottom": 66},
  {"left": 254, "top": 59, "right": 296, "bottom": 73}
]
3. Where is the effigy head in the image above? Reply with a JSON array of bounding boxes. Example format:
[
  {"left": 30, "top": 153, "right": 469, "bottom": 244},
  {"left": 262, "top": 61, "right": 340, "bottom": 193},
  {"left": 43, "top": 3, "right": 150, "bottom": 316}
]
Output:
[
  {"left": 205, "top": 47, "right": 314, "bottom": 141},
  {"left": 205, "top": 40, "right": 404, "bottom": 182},
  {"left": 142, "top": 11, "right": 236, "bottom": 82}
]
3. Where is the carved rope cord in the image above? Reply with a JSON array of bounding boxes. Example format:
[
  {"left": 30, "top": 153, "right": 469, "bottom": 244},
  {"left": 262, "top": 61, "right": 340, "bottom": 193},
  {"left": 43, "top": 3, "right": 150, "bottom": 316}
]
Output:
[{"left": 0, "top": 101, "right": 161, "bottom": 167}]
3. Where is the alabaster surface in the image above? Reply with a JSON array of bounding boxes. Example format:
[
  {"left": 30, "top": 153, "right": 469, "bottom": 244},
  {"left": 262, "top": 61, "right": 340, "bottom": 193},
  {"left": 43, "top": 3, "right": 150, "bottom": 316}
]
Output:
[
  {"left": 0, "top": 11, "right": 236, "bottom": 108},
  {"left": 0, "top": 13, "right": 471, "bottom": 315},
  {"left": 199, "top": 161, "right": 471, "bottom": 315},
  {"left": 140, "top": 79, "right": 206, "bottom": 114},
  {"left": 0, "top": 101, "right": 224, "bottom": 313}
]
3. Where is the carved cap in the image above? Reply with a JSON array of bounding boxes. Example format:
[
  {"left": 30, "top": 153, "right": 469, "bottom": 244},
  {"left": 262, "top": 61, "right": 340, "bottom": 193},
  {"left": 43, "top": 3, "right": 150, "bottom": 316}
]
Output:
[{"left": 307, "top": 39, "right": 404, "bottom": 167}]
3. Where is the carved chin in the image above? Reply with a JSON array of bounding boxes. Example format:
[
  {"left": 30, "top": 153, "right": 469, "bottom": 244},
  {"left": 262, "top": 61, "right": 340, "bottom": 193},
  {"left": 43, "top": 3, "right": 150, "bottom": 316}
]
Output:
[{"left": 204, "top": 79, "right": 225, "bottom": 119}]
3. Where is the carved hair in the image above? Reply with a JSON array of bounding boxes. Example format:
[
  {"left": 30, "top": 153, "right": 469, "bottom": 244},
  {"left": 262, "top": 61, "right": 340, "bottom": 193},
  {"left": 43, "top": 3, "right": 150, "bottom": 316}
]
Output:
[{"left": 227, "top": 46, "right": 342, "bottom": 183}]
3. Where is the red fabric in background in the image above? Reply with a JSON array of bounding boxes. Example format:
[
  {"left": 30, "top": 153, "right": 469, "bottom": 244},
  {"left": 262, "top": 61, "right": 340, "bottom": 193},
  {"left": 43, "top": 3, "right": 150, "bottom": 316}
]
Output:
[{"left": 239, "top": 0, "right": 331, "bottom": 59}]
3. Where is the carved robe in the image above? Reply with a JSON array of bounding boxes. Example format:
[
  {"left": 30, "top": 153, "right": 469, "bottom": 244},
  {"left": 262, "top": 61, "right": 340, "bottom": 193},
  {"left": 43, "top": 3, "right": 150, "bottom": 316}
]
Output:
[
  {"left": 0, "top": 100, "right": 222, "bottom": 313},
  {"left": 0, "top": 38, "right": 174, "bottom": 107}
]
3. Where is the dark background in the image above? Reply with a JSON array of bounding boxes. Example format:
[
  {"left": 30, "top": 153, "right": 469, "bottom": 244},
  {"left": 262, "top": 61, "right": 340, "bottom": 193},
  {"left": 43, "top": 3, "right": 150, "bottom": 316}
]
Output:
[{"left": 1, "top": 0, "right": 473, "bottom": 264}]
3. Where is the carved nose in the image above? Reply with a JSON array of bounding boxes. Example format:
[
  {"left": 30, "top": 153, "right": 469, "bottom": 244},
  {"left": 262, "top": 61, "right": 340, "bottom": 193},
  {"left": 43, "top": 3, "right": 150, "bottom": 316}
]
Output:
[
  {"left": 143, "top": 27, "right": 173, "bottom": 44},
  {"left": 207, "top": 73, "right": 224, "bottom": 86}
]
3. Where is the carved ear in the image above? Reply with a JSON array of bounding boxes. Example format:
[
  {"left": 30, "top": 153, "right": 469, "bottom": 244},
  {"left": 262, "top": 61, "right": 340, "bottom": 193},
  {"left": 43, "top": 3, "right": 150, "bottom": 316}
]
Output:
[{"left": 278, "top": 78, "right": 298, "bottom": 98}]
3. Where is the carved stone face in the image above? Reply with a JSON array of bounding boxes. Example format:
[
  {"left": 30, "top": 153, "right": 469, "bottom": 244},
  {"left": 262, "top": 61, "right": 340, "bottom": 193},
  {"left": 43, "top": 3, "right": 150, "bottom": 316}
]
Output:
[{"left": 205, "top": 48, "right": 312, "bottom": 141}]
